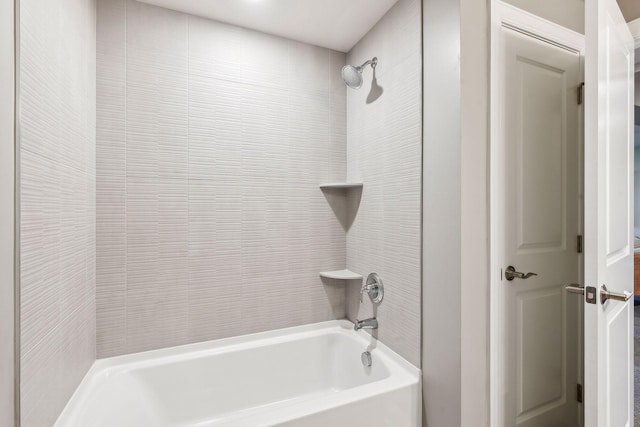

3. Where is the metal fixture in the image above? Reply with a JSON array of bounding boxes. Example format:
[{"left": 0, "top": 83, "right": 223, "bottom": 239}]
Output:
[
  {"left": 565, "top": 284, "right": 596, "bottom": 304},
  {"left": 577, "top": 82, "right": 585, "bottom": 105},
  {"left": 565, "top": 284, "right": 585, "bottom": 295},
  {"left": 577, "top": 383, "right": 583, "bottom": 403},
  {"left": 599, "top": 284, "right": 632, "bottom": 305},
  {"left": 504, "top": 266, "right": 538, "bottom": 281},
  {"left": 361, "top": 272, "right": 384, "bottom": 303},
  {"left": 354, "top": 318, "right": 378, "bottom": 331},
  {"left": 566, "top": 284, "right": 630, "bottom": 305},
  {"left": 361, "top": 351, "right": 372, "bottom": 367},
  {"left": 341, "top": 57, "right": 378, "bottom": 89}
]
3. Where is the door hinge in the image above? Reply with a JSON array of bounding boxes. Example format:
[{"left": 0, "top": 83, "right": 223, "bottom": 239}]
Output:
[
  {"left": 577, "top": 383, "right": 583, "bottom": 403},
  {"left": 577, "top": 82, "right": 584, "bottom": 105},
  {"left": 577, "top": 235, "right": 583, "bottom": 253}
]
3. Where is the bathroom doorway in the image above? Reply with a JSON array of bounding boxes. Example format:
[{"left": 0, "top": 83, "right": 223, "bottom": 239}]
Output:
[{"left": 490, "top": 3, "right": 584, "bottom": 425}]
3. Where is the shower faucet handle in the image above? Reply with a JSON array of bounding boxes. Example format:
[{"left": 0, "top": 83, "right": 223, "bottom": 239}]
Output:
[
  {"left": 360, "top": 273, "right": 384, "bottom": 304},
  {"left": 360, "top": 283, "right": 373, "bottom": 303}
]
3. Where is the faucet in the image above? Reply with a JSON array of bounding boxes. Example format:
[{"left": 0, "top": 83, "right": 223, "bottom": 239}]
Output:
[
  {"left": 360, "top": 273, "right": 384, "bottom": 304},
  {"left": 354, "top": 318, "right": 378, "bottom": 331}
]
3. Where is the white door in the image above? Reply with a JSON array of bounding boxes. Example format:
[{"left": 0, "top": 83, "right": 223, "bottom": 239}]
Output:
[
  {"left": 583, "top": 0, "right": 634, "bottom": 425},
  {"left": 494, "top": 6, "right": 583, "bottom": 426},
  {"left": 491, "top": 3, "right": 588, "bottom": 426}
]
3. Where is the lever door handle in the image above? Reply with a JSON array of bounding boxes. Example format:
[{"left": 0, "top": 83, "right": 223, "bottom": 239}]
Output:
[
  {"left": 505, "top": 266, "right": 538, "bottom": 281},
  {"left": 600, "top": 284, "right": 632, "bottom": 304},
  {"left": 565, "top": 284, "right": 585, "bottom": 295}
]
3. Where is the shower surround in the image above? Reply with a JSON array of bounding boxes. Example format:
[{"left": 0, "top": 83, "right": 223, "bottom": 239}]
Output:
[
  {"left": 19, "top": 0, "right": 97, "bottom": 425},
  {"left": 96, "top": 0, "right": 348, "bottom": 357},
  {"left": 345, "top": 0, "right": 422, "bottom": 367},
  {"left": 14, "top": 0, "right": 422, "bottom": 424},
  {"left": 96, "top": 0, "right": 421, "bottom": 367}
]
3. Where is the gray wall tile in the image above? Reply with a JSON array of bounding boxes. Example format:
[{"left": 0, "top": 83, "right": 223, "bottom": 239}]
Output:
[
  {"left": 19, "top": 0, "right": 97, "bottom": 424},
  {"left": 345, "top": 0, "right": 422, "bottom": 367},
  {"left": 96, "top": 0, "right": 348, "bottom": 357},
  {"left": 96, "top": 0, "right": 421, "bottom": 368}
]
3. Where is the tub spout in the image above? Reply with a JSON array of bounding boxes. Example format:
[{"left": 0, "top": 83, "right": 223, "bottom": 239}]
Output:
[{"left": 354, "top": 318, "right": 378, "bottom": 331}]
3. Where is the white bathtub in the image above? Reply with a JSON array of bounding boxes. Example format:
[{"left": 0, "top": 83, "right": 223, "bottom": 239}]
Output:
[{"left": 54, "top": 320, "right": 421, "bottom": 427}]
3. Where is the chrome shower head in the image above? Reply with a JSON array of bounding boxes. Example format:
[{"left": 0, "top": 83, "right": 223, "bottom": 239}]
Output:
[
  {"left": 341, "top": 65, "right": 363, "bottom": 89},
  {"left": 341, "top": 57, "right": 377, "bottom": 89}
]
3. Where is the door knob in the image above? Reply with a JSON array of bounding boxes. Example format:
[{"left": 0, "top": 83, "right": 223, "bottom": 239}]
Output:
[
  {"left": 599, "top": 284, "right": 632, "bottom": 305},
  {"left": 565, "top": 284, "right": 585, "bottom": 295},
  {"left": 565, "top": 284, "right": 598, "bottom": 304},
  {"left": 504, "top": 266, "right": 538, "bottom": 281}
]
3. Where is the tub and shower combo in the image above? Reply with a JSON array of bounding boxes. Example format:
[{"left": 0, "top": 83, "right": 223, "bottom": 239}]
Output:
[
  {"left": 55, "top": 240, "right": 420, "bottom": 426},
  {"left": 16, "top": 0, "right": 424, "bottom": 423},
  {"left": 53, "top": 54, "right": 421, "bottom": 426},
  {"left": 55, "top": 321, "right": 421, "bottom": 427}
]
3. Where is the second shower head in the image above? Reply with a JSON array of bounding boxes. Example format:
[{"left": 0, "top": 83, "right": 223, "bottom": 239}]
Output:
[{"left": 341, "top": 57, "right": 378, "bottom": 89}]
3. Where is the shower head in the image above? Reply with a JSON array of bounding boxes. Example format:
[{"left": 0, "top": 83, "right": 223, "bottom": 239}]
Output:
[{"left": 341, "top": 57, "right": 377, "bottom": 89}]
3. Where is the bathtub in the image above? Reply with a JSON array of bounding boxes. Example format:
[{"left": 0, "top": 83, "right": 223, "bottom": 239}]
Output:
[{"left": 54, "top": 320, "right": 421, "bottom": 427}]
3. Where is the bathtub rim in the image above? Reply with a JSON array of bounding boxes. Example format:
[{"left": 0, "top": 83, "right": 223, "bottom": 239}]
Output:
[{"left": 96, "top": 319, "right": 418, "bottom": 375}]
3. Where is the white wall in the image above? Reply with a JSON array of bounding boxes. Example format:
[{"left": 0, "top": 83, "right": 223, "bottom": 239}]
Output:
[
  {"left": 460, "top": 0, "right": 490, "bottom": 424},
  {"left": 422, "top": 0, "right": 462, "bottom": 424},
  {"left": 19, "top": 0, "right": 97, "bottom": 424},
  {"left": 421, "top": 0, "right": 491, "bottom": 425},
  {"left": 0, "top": 0, "right": 15, "bottom": 425}
]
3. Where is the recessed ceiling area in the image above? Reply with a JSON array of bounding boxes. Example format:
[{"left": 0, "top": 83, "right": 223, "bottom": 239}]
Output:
[{"left": 135, "top": 0, "right": 399, "bottom": 52}]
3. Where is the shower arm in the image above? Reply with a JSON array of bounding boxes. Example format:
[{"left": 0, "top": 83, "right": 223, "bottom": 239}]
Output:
[{"left": 357, "top": 57, "right": 378, "bottom": 71}]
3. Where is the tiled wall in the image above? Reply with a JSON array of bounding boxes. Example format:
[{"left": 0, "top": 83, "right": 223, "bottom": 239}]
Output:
[
  {"left": 96, "top": 0, "right": 347, "bottom": 357},
  {"left": 345, "top": 0, "right": 422, "bottom": 367},
  {"left": 0, "top": 0, "right": 15, "bottom": 423},
  {"left": 19, "top": 0, "right": 97, "bottom": 425}
]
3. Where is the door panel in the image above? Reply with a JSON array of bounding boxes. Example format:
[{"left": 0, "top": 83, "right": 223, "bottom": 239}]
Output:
[
  {"left": 584, "top": 0, "right": 634, "bottom": 424},
  {"left": 605, "top": 21, "right": 632, "bottom": 261},
  {"left": 584, "top": 0, "right": 634, "bottom": 427},
  {"left": 499, "top": 25, "right": 582, "bottom": 427},
  {"left": 518, "top": 286, "right": 564, "bottom": 415},
  {"left": 518, "top": 58, "right": 566, "bottom": 251},
  {"left": 607, "top": 304, "right": 631, "bottom": 427}
]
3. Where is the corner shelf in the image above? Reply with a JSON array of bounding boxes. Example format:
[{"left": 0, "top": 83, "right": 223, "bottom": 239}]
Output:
[
  {"left": 319, "top": 269, "right": 363, "bottom": 280},
  {"left": 319, "top": 182, "right": 363, "bottom": 189}
]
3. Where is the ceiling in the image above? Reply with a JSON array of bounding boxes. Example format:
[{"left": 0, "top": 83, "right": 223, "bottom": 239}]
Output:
[
  {"left": 135, "top": 0, "right": 399, "bottom": 52},
  {"left": 618, "top": 0, "right": 640, "bottom": 22}
]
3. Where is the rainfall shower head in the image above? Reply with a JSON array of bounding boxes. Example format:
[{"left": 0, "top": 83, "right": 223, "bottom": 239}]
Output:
[{"left": 341, "top": 57, "right": 378, "bottom": 89}]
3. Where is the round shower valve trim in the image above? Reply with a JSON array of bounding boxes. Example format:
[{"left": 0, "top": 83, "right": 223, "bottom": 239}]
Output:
[{"left": 361, "top": 272, "right": 384, "bottom": 304}]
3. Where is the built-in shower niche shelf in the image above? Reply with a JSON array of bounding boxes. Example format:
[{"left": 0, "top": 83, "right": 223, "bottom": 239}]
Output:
[
  {"left": 319, "top": 182, "right": 363, "bottom": 189},
  {"left": 319, "top": 269, "right": 363, "bottom": 281},
  {"left": 319, "top": 182, "right": 362, "bottom": 232}
]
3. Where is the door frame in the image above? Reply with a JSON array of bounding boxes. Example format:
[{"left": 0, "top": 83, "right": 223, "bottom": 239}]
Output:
[{"left": 489, "top": 2, "right": 585, "bottom": 425}]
